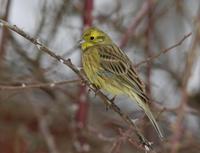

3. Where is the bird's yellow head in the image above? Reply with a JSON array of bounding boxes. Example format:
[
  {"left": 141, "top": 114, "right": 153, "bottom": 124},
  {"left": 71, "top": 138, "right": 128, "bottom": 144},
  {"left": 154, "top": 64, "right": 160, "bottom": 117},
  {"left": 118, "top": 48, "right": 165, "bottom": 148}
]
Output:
[{"left": 80, "top": 27, "right": 112, "bottom": 50}]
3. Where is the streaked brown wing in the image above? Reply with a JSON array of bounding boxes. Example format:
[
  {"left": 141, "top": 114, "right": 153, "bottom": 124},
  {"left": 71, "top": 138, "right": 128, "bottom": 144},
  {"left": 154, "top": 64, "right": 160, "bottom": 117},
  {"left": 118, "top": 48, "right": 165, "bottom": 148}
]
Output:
[
  {"left": 97, "top": 44, "right": 130, "bottom": 74},
  {"left": 96, "top": 44, "right": 149, "bottom": 102}
]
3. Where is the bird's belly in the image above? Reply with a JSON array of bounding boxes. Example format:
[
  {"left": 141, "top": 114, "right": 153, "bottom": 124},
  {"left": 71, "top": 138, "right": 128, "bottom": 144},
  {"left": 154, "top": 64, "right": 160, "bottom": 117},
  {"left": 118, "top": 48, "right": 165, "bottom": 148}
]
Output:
[
  {"left": 82, "top": 54, "right": 124, "bottom": 95},
  {"left": 103, "top": 83, "right": 125, "bottom": 95},
  {"left": 82, "top": 53, "right": 102, "bottom": 85}
]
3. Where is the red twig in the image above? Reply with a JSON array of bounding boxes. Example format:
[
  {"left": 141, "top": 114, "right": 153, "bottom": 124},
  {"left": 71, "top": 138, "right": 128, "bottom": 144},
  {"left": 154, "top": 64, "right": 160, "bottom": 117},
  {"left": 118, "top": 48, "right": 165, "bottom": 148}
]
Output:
[
  {"left": 75, "top": 0, "right": 93, "bottom": 152},
  {"left": 82, "top": 0, "right": 93, "bottom": 27},
  {"left": 33, "top": 105, "right": 59, "bottom": 153},
  {"left": 75, "top": 86, "right": 89, "bottom": 129},
  {"left": 75, "top": 0, "right": 93, "bottom": 127}
]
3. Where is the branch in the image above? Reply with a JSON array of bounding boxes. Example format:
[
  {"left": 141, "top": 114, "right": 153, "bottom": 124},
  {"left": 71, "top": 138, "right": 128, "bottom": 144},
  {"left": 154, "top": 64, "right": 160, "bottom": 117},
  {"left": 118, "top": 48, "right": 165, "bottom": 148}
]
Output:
[
  {"left": 74, "top": 1, "right": 94, "bottom": 150},
  {"left": 120, "top": 1, "right": 150, "bottom": 48},
  {"left": 170, "top": 21, "right": 199, "bottom": 153},
  {"left": 0, "top": 19, "right": 153, "bottom": 150},
  {"left": 0, "top": 79, "right": 80, "bottom": 90},
  {"left": 33, "top": 105, "right": 59, "bottom": 153},
  {"left": 135, "top": 32, "right": 192, "bottom": 67}
]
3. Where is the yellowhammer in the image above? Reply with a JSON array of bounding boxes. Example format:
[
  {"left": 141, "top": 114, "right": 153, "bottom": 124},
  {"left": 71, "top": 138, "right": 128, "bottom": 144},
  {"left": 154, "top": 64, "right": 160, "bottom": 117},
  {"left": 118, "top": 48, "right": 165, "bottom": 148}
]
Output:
[{"left": 80, "top": 27, "right": 163, "bottom": 139}]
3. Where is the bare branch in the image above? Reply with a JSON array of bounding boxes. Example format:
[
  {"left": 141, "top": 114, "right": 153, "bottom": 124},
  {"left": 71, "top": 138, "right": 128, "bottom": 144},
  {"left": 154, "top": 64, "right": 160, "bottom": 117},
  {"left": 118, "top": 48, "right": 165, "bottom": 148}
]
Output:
[
  {"left": 135, "top": 32, "right": 192, "bottom": 67},
  {"left": 0, "top": 19, "right": 153, "bottom": 149},
  {"left": 33, "top": 106, "right": 60, "bottom": 153},
  {"left": 0, "top": 79, "right": 80, "bottom": 90},
  {"left": 120, "top": 1, "right": 150, "bottom": 48}
]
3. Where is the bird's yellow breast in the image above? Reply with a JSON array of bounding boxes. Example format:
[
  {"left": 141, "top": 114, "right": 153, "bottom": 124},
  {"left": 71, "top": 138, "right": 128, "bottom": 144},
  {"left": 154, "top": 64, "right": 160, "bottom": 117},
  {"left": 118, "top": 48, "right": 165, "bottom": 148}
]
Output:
[
  {"left": 82, "top": 48, "right": 105, "bottom": 88},
  {"left": 82, "top": 47, "right": 125, "bottom": 95}
]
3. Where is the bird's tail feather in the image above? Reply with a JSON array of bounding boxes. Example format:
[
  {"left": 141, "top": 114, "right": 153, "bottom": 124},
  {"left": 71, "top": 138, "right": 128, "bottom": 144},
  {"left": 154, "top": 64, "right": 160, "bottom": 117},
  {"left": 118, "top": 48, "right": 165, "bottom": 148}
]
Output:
[{"left": 129, "top": 92, "right": 164, "bottom": 140}]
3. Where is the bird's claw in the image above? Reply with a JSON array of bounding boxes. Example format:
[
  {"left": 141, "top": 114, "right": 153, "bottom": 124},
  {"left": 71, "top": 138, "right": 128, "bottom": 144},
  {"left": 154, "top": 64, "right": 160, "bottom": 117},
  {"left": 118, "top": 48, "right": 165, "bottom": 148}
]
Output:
[
  {"left": 94, "top": 87, "right": 100, "bottom": 97},
  {"left": 110, "top": 95, "right": 116, "bottom": 102},
  {"left": 88, "top": 88, "right": 92, "bottom": 93},
  {"left": 90, "top": 84, "right": 100, "bottom": 97},
  {"left": 80, "top": 80, "right": 86, "bottom": 86},
  {"left": 105, "top": 95, "right": 116, "bottom": 111},
  {"left": 139, "top": 138, "right": 153, "bottom": 151}
]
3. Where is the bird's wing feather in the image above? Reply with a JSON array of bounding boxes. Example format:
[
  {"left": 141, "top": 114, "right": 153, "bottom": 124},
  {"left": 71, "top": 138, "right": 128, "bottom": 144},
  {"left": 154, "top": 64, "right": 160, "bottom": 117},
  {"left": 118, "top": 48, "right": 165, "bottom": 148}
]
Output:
[
  {"left": 96, "top": 44, "right": 149, "bottom": 102},
  {"left": 97, "top": 44, "right": 130, "bottom": 74}
]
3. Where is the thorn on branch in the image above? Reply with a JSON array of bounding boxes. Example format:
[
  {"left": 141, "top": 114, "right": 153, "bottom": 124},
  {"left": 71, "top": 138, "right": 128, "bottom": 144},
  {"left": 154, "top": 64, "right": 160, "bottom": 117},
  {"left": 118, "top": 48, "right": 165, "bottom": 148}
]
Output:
[
  {"left": 0, "top": 79, "right": 80, "bottom": 90},
  {"left": 0, "top": 22, "right": 3, "bottom": 27},
  {"left": 59, "top": 59, "right": 64, "bottom": 64},
  {"left": 21, "top": 83, "right": 26, "bottom": 87},
  {"left": 50, "top": 83, "right": 55, "bottom": 88},
  {"left": 36, "top": 44, "right": 42, "bottom": 50}
]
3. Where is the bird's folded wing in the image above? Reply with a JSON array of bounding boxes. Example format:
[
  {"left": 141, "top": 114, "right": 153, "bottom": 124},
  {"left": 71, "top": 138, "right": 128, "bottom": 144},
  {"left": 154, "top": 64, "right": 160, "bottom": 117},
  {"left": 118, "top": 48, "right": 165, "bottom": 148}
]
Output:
[{"left": 96, "top": 44, "right": 149, "bottom": 102}]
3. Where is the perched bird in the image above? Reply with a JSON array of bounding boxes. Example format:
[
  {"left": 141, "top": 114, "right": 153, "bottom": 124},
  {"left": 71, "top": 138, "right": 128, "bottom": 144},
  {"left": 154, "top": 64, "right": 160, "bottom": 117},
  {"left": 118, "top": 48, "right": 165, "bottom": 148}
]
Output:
[{"left": 80, "top": 27, "right": 163, "bottom": 139}]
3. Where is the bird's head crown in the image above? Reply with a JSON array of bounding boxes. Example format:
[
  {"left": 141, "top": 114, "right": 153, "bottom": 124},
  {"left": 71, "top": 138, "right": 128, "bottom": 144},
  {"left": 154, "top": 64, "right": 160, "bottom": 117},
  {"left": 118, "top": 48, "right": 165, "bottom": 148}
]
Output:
[{"left": 80, "top": 27, "right": 112, "bottom": 50}]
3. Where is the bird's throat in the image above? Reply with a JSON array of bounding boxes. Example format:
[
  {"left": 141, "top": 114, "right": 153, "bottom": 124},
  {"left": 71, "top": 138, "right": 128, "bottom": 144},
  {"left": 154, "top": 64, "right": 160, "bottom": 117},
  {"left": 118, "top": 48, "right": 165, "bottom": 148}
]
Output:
[{"left": 81, "top": 42, "right": 94, "bottom": 51}]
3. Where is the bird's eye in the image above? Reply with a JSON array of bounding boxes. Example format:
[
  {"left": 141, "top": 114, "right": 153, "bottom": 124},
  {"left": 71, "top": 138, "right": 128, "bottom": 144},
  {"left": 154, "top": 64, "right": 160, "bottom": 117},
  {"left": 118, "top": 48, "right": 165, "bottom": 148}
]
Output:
[{"left": 90, "top": 36, "right": 94, "bottom": 40}]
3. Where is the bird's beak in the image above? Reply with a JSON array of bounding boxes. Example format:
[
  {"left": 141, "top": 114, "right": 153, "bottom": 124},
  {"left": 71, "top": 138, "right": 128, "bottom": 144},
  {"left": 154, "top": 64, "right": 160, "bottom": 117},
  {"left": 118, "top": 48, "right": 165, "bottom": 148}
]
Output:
[
  {"left": 75, "top": 38, "right": 85, "bottom": 48},
  {"left": 78, "top": 38, "right": 85, "bottom": 44}
]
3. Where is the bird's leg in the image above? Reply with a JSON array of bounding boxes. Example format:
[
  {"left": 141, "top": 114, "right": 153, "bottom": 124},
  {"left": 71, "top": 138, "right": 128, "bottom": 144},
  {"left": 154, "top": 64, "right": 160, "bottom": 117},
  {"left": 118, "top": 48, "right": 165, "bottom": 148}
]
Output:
[
  {"left": 106, "top": 95, "right": 116, "bottom": 111},
  {"left": 87, "top": 88, "right": 92, "bottom": 93},
  {"left": 91, "top": 84, "right": 100, "bottom": 97},
  {"left": 110, "top": 95, "right": 116, "bottom": 103},
  {"left": 95, "top": 88, "right": 101, "bottom": 97},
  {"left": 78, "top": 67, "right": 84, "bottom": 73}
]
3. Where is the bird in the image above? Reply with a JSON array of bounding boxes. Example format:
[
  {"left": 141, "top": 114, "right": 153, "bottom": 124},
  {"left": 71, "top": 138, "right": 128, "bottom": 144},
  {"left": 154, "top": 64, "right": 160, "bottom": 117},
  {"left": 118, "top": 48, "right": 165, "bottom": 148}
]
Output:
[{"left": 80, "top": 27, "right": 163, "bottom": 139}]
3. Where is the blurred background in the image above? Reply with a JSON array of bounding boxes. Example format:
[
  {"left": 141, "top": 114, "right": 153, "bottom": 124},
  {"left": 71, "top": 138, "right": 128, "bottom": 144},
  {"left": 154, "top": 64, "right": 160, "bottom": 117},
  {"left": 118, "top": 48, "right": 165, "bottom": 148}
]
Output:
[{"left": 0, "top": 0, "right": 200, "bottom": 153}]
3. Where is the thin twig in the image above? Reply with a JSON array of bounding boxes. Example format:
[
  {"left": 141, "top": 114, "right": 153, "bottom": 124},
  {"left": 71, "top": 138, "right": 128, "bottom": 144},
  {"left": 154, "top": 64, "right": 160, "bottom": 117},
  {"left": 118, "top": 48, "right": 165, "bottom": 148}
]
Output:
[
  {"left": 143, "top": 0, "right": 154, "bottom": 139},
  {"left": 0, "top": 19, "right": 152, "bottom": 149},
  {"left": 74, "top": 1, "right": 94, "bottom": 151},
  {"left": 33, "top": 106, "right": 59, "bottom": 153},
  {"left": 0, "top": 79, "right": 80, "bottom": 90},
  {"left": 120, "top": 1, "right": 150, "bottom": 48},
  {"left": 135, "top": 32, "right": 192, "bottom": 67},
  {"left": 170, "top": 20, "right": 199, "bottom": 153}
]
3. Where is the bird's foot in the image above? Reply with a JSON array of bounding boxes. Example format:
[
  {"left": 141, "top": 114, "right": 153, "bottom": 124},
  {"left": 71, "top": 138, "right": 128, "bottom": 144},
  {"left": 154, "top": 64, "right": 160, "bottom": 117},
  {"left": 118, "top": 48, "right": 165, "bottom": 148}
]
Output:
[
  {"left": 110, "top": 95, "right": 116, "bottom": 103},
  {"left": 94, "top": 88, "right": 100, "bottom": 97},
  {"left": 91, "top": 84, "right": 101, "bottom": 97},
  {"left": 105, "top": 95, "right": 116, "bottom": 111}
]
